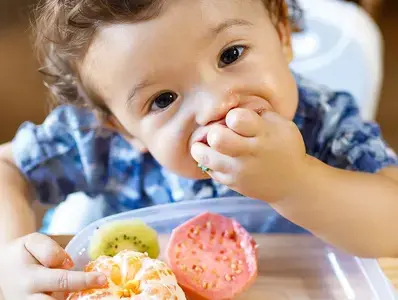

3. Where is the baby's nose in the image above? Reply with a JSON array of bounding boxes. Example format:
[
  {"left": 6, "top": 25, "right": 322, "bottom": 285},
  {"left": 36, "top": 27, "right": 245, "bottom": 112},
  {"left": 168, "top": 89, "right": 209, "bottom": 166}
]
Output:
[{"left": 195, "top": 90, "right": 239, "bottom": 126}]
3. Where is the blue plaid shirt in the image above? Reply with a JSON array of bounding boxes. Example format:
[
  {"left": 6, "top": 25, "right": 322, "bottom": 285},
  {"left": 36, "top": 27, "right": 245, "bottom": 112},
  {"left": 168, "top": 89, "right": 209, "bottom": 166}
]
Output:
[{"left": 12, "top": 74, "right": 398, "bottom": 233}]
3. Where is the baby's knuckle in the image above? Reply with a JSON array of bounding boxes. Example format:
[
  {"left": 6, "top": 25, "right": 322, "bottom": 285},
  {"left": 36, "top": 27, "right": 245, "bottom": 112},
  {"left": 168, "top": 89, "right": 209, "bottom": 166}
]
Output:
[
  {"left": 58, "top": 270, "right": 70, "bottom": 290},
  {"left": 224, "top": 160, "right": 236, "bottom": 174},
  {"left": 199, "top": 153, "right": 210, "bottom": 166}
]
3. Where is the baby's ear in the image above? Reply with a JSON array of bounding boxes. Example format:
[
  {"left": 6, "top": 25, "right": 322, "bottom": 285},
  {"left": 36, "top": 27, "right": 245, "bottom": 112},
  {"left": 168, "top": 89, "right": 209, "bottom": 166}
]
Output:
[
  {"left": 276, "top": 3, "right": 293, "bottom": 63},
  {"left": 100, "top": 113, "right": 149, "bottom": 153}
]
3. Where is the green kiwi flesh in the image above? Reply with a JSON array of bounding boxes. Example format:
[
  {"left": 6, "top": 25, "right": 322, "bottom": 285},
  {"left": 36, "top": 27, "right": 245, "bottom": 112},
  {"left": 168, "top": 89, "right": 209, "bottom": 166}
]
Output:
[{"left": 88, "top": 219, "right": 160, "bottom": 260}]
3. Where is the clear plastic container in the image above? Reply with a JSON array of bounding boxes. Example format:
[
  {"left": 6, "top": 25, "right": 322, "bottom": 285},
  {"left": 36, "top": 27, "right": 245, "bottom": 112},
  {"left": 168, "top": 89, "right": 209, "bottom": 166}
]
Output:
[{"left": 66, "top": 197, "right": 397, "bottom": 299}]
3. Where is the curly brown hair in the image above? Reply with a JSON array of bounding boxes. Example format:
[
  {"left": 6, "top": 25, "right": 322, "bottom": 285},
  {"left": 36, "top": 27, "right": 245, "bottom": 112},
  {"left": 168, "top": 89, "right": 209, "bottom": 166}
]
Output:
[{"left": 33, "top": 0, "right": 303, "bottom": 115}]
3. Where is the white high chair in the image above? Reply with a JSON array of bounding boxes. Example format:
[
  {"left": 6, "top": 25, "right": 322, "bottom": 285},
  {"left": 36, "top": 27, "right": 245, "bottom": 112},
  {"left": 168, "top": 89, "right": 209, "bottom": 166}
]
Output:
[
  {"left": 290, "top": 0, "right": 383, "bottom": 120},
  {"left": 43, "top": 0, "right": 384, "bottom": 235}
]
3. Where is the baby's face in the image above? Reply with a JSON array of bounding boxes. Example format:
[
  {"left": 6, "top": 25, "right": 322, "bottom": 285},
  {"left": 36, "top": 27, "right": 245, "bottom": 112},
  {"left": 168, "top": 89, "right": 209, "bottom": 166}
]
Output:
[{"left": 80, "top": 0, "right": 298, "bottom": 179}]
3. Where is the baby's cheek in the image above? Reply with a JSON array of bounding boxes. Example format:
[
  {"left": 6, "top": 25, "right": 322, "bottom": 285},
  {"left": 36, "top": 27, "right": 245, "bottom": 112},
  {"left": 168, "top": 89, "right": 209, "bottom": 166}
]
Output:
[
  {"left": 141, "top": 117, "right": 201, "bottom": 177},
  {"left": 272, "top": 76, "right": 299, "bottom": 120},
  {"left": 148, "top": 130, "right": 189, "bottom": 164}
]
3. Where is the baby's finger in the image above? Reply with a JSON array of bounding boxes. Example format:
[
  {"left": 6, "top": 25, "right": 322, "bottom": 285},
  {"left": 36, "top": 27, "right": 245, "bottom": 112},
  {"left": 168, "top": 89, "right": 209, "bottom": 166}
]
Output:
[
  {"left": 24, "top": 233, "right": 74, "bottom": 269},
  {"left": 30, "top": 267, "right": 107, "bottom": 293},
  {"left": 226, "top": 108, "right": 263, "bottom": 137},
  {"left": 207, "top": 124, "right": 252, "bottom": 157},
  {"left": 191, "top": 142, "right": 235, "bottom": 173}
]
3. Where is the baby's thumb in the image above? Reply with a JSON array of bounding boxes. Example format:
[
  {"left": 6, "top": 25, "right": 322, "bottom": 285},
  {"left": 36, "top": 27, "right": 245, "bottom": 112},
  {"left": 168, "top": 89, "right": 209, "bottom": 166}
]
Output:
[
  {"left": 31, "top": 268, "right": 107, "bottom": 293},
  {"left": 24, "top": 233, "right": 74, "bottom": 269}
]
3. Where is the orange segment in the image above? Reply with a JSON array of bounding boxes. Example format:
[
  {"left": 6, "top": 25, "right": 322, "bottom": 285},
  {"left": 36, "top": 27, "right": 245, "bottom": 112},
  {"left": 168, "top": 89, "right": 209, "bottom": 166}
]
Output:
[
  {"left": 126, "top": 257, "right": 142, "bottom": 280},
  {"left": 125, "top": 279, "right": 140, "bottom": 293},
  {"left": 110, "top": 264, "right": 122, "bottom": 286}
]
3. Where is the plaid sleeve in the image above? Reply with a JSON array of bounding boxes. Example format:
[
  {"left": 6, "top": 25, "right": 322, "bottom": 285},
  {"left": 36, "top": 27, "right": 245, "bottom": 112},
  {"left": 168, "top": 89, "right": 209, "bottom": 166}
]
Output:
[
  {"left": 318, "top": 92, "right": 398, "bottom": 173},
  {"left": 11, "top": 105, "right": 113, "bottom": 204}
]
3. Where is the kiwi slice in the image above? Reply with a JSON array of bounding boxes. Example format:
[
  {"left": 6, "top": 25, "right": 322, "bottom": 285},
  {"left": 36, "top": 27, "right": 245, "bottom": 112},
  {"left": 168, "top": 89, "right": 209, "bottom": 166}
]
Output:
[{"left": 88, "top": 219, "right": 160, "bottom": 260}]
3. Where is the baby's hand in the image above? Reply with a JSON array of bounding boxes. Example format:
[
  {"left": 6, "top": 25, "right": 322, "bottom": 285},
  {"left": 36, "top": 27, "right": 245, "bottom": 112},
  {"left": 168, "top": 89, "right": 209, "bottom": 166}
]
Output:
[
  {"left": 191, "top": 108, "right": 307, "bottom": 203},
  {"left": 0, "top": 233, "right": 107, "bottom": 300}
]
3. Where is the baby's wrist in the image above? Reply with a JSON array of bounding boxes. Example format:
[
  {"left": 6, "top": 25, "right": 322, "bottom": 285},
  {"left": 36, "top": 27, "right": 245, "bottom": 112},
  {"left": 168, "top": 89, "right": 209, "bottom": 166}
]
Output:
[
  {"left": 254, "top": 155, "right": 314, "bottom": 204},
  {"left": 279, "top": 154, "right": 325, "bottom": 203}
]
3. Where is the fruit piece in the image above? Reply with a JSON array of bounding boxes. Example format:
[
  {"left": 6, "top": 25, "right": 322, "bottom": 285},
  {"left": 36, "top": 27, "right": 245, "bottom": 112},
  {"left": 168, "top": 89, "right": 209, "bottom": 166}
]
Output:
[
  {"left": 88, "top": 219, "right": 160, "bottom": 260},
  {"left": 166, "top": 212, "right": 258, "bottom": 300},
  {"left": 67, "top": 250, "right": 187, "bottom": 300}
]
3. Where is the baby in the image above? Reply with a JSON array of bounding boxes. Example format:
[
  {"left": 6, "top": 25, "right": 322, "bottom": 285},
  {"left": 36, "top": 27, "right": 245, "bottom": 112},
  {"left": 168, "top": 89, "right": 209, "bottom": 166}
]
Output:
[{"left": 1, "top": 0, "right": 398, "bottom": 298}]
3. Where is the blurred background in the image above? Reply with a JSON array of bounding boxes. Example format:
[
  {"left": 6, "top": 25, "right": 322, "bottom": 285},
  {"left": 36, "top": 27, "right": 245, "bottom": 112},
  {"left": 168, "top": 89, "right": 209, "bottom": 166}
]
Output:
[{"left": 0, "top": 0, "right": 397, "bottom": 148}]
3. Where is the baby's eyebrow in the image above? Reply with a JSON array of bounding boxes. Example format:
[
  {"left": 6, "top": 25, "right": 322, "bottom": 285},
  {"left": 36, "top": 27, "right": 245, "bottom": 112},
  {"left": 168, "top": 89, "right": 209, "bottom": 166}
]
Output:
[
  {"left": 209, "top": 18, "right": 254, "bottom": 37},
  {"left": 126, "top": 79, "right": 155, "bottom": 106}
]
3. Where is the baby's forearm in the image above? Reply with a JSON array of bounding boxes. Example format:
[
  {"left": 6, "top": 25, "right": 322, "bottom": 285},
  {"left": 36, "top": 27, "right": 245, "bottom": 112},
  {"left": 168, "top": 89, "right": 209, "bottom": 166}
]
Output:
[
  {"left": 272, "top": 155, "right": 398, "bottom": 258},
  {"left": 0, "top": 144, "right": 36, "bottom": 245}
]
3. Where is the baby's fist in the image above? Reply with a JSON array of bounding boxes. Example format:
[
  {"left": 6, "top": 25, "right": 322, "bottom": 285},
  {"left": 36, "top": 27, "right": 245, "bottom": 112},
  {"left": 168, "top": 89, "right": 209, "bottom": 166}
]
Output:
[{"left": 192, "top": 108, "right": 307, "bottom": 203}]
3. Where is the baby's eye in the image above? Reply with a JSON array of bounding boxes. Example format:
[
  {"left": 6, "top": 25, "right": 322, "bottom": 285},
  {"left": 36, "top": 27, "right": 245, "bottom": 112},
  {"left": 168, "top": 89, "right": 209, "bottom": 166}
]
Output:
[
  {"left": 150, "top": 91, "right": 178, "bottom": 111},
  {"left": 219, "top": 45, "right": 246, "bottom": 68}
]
